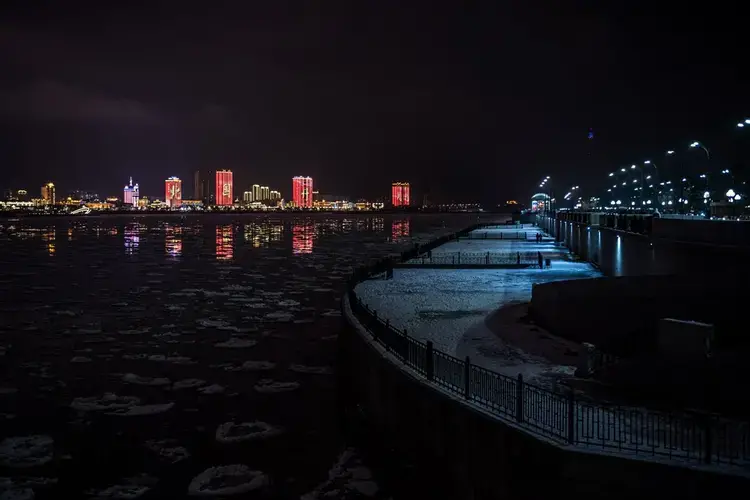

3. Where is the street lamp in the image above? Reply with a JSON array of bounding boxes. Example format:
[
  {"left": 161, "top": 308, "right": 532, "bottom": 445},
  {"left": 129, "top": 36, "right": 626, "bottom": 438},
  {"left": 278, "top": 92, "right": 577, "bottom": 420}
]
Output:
[{"left": 689, "top": 141, "right": 710, "bottom": 160}]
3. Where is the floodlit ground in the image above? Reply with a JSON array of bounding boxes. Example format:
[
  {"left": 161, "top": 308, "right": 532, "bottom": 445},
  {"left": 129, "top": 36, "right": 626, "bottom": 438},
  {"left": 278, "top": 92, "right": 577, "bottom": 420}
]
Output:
[
  {"left": 0, "top": 213, "right": 494, "bottom": 499},
  {"left": 354, "top": 265, "right": 600, "bottom": 353}
]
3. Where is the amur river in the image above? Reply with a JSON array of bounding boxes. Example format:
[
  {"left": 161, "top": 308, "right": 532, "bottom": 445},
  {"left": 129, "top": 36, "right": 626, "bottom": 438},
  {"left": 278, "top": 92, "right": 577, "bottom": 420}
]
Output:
[{"left": 0, "top": 213, "right": 486, "bottom": 499}]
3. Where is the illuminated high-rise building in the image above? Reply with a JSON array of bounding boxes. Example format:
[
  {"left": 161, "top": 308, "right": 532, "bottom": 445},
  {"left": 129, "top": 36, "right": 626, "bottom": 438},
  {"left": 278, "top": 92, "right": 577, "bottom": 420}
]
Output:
[
  {"left": 41, "top": 182, "right": 55, "bottom": 205},
  {"left": 260, "top": 186, "right": 270, "bottom": 201},
  {"left": 165, "top": 177, "right": 182, "bottom": 208},
  {"left": 243, "top": 191, "right": 253, "bottom": 203},
  {"left": 270, "top": 190, "right": 281, "bottom": 201},
  {"left": 292, "top": 176, "right": 313, "bottom": 208},
  {"left": 252, "top": 184, "right": 261, "bottom": 202},
  {"left": 123, "top": 177, "right": 139, "bottom": 206},
  {"left": 215, "top": 170, "right": 234, "bottom": 206},
  {"left": 392, "top": 182, "right": 410, "bottom": 207}
]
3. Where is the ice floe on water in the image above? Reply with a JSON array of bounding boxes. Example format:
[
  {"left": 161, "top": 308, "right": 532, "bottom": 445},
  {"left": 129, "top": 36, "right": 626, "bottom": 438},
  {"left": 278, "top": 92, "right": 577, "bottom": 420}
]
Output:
[
  {"left": 70, "top": 356, "right": 92, "bottom": 363},
  {"left": 187, "top": 465, "right": 267, "bottom": 496},
  {"left": 237, "top": 360, "right": 276, "bottom": 371},
  {"left": 301, "top": 448, "right": 379, "bottom": 499},
  {"left": 172, "top": 378, "right": 206, "bottom": 390},
  {"left": 254, "top": 379, "right": 300, "bottom": 393},
  {"left": 215, "top": 421, "right": 282, "bottom": 443},
  {"left": 71, "top": 393, "right": 140, "bottom": 412},
  {"left": 214, "top": 338, "right": 257, "bottom": 349},
  {"left": 145, "top": 440, "right": 190, "bottom": 464},
  {"left": 263, "top": 311, "right": 293, "bottom": 322},
  {"left": 0, "top": 436, "right": 54, "bottom": 468},
  {"left": 118, "top": 327, "right": 151, "bottom": 336},
  {"left": 0, "top": 487, "right": 34, "bottom": 500},
  {"left": 106, "top": 403, "right": 174, "bottom": 417},
  {"left": 121, "top": 373, "right": 171, "bottom": 386},
  {"left": 289, "top": 364, "right": 333, "bottom": 375},
  {"left": 84, "top": 474, "right": 156, "bottom": 499},
  {"left": 0, "top": 387, "right": 18, "bottom": 395},
  {"left": 198, "top": 384, "right": 225, "bottom": 395}
]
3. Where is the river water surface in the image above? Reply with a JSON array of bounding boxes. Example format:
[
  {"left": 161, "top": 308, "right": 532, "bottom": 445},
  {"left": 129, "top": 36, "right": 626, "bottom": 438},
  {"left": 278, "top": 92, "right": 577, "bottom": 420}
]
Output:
[{"left": 0, "top": 213, "right": 487, "bottom": 499}]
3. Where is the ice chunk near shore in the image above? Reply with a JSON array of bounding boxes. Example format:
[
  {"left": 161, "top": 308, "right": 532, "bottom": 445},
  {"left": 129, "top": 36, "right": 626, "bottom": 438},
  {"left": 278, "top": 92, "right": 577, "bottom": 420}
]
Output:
[
  {"left": 70, "top": 356, "right": 92, "bottom": 363},
  {"left": 0, "top": 435, "right": 54, "bottom": 468},
  {"left": 254, "top": 379, "right": 300, "bottom": 394},
  {"left": 145, "top": 440, "right": 190, "bottom": 464},
  {"left": 0, "top": 488, "right": 34, "bottom": 500},
  {"left": 85, "top": 474, "right": 156, "bottom": 498},
  {"left": 289, "top": 364, "right": 333, "bottom": 375},
  {"left": 301, "top": 448, "right": 378, "bottom": 499},
  {"left": 71, "top": 394, "right": 140, "bottom": 412},
  {"left": 187, "top": 465, "right": 267, "bottom": 496},
  {"left": 106, "top": 403, "right": 174, "bottom": 417},
  {"left": 215, "top": 421, "right": 282, "bottom": 443},
  {"left": 214, "top": 338, "right": 257, "bottom": 349},
  {"left": 122, "top": 373, "right": 171, "bottom": 386}
]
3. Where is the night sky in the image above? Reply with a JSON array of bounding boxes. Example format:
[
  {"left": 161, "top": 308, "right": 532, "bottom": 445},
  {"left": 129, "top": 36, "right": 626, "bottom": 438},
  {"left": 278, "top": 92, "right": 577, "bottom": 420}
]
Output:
[{"left": 1, "top": 2, "right": 747, "bottom": 203}]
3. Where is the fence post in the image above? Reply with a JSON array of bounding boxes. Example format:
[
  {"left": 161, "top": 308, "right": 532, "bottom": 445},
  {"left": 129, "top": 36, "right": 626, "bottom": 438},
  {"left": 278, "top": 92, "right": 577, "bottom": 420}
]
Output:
[
  {"left": 464, "top": 356, "right": 471, "bottom": 399},
  {"left": 426, "top": 341, "right": 434, "bottom": 381},
  {"left": 515, "top": 374, "right": 524, "bottom": 423},
  {"left": 703, "top": 415, "right": 713, "bottom": 464},
  {"left": 486, "top": 251, "right": 490, "bottom": 265},
  {"left": 457, "top": 253, "right": 461, "bottom": 265},
  {"left": 384, "top": 319, "right": 390, "bottom": 352},
  {"left": 452, "top": 255, "right": 455, "bottom": 265},
  {"left": 567, "top": 391, "right": 575, "bottom": 444}
]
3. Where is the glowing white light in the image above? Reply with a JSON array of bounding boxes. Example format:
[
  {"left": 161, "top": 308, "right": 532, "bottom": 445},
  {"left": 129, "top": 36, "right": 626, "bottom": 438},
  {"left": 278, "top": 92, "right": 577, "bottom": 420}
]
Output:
[
  {"left": 621, "top": 168, "right": 626, "bottom": 172},
  {"left": 609, "top": 172, "right": 614, "bottom": 177},
  {"left": 646, "top": 175, "right": 651, "bottom": 179},
  {"left": 668, "top": 200, "right": 673, "bottom": 205},
  {"left": 631, "top": 165, "right": 636, "bottom": 169},
  {"left": 738, "top": 123, "right": 745, "bottom": 128},
  {"left": 667, "top": 150, "right": 675, "bottom": 155},
  {"left": 726, "top": 189, "right": 736, "bottom": 198},
  {"left": 646, "top": 200, "right": 652, "bottom": 205},
  {"left": 644, "top": 160, "right": 651, "bottom": 164},
  {"left": 735, "top": 194, "right": 742, "bottom": 201},
  {"left": 703, "top": 191, "right": 710, "bottom": 199}
]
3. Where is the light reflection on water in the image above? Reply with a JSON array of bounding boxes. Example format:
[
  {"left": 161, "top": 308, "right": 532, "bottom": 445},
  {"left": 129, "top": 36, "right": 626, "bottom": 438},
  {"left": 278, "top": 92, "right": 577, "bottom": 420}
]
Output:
[
  {"left": 2, "top": 215, "right": 434, "bottom": 260},
  {"left": 216, "top": 225, "right": 234, "bottom": 261}
]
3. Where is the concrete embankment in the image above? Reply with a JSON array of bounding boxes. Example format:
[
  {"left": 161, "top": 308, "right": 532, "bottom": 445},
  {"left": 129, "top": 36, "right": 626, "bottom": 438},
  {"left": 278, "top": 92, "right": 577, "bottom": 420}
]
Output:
[{"left": 340, "top": 223, "right": 749, "bottom": 500}]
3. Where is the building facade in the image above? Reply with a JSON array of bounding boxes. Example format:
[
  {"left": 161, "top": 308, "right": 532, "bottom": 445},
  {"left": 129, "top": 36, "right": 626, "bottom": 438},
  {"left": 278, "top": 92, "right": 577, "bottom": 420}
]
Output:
[
  {"left": 123, "top": 177, "right": 139, "bottom": 206},
  {"left": 392, "top": 182, "right": 410, "bottom": 207},
  {"left": 270, "top": 190, "right": 281, "bottom": 201},
  {"left": 260, "top": 186, "right": 270, "bottom": 201},
  {"left": 252, "top": 184, "right": 261, "bottom": 202},
  {"left": 292, "top": 176, "right": 313, "bottom": 208},
  {"left": 165, "top": 177, "right": 182, "bottom": 208},
  {"left": 215, "top": 170, "right": 234, "bottom": 206},
  {"left": 41, "top": 182, "right": 55, "bottom": 205}
]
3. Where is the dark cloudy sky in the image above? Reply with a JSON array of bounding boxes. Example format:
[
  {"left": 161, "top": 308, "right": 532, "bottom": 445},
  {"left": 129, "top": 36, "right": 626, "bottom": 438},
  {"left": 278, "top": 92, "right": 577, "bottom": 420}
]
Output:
[{"left": 1, "top": 2, "right": 747, "bottom": 203}]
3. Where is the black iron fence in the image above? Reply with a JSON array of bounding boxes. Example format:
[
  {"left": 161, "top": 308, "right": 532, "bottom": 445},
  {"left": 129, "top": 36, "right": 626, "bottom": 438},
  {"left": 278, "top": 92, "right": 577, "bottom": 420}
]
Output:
[
  {"left": 344, "top": 224, "right": 750, "bottom": 469},
  {"left": 404, "top": 251, "right": 540, "bottom": 266},
  {"left": 462, "top": 231, "right": 529, "bottom": 240}
]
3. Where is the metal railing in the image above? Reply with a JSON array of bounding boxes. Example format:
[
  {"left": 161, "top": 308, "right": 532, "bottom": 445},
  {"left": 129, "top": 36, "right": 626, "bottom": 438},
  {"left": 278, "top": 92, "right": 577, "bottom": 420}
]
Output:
[
  {"left": 462, "top": 231, "right": 529, "bottom": 240},
  {"left": 344, "top": 227, "right": 750, "bottom": 470},
  {"left": 404, "top": 251, "right": 540, "bottom": 266}
]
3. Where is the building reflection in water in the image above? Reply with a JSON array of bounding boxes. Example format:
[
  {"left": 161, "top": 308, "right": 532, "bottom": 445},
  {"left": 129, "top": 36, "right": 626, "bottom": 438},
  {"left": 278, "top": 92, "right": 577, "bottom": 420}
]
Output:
[
  {"left": 292, "top": 222, "right": 314, "bottom": 255},
  {"left": 165, "top": 225, "right": 183, "bottom": 258},
  {"left": 243, "top": 222, "right": 283, "bottom": 248},
  {"left": 372, "top": 217, "right": 384, "bottom": 233},
  {"left": 392, "top": 219, "right": 410, "bottom": 241},
  {"left": 124, "top": 223, "right": 142, "bottom": 254},
  {"left": 41, "top": 228, "right": 55, "bottom": 256},
  {"left": 216, "top": 225, "right": 234, "bottom": 260}
]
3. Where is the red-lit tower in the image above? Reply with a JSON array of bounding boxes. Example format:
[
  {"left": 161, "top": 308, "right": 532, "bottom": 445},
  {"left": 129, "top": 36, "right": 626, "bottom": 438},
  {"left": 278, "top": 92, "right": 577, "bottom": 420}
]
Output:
[
  {"left": 215, "top": 170, "right": 234, "bottom": 206},
  {"left": 392, "top": 182, "right": 410, "bottom": 207},
  {"left": 165, "top": 177, "right": 182, "bottom": 208},
  {"left": 292, "top": 176, "right": 313, "bottom": 208}
]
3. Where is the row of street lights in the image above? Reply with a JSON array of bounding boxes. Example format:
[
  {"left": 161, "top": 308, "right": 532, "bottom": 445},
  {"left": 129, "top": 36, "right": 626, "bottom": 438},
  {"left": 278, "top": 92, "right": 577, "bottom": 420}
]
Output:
[{"left": 534, "top": 117, "right": 748, "bottom": 216}]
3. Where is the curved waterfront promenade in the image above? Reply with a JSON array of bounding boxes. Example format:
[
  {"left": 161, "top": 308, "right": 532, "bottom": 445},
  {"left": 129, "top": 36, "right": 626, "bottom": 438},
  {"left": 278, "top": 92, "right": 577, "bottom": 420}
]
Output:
[{"left": 340, "top": 222, "right": 749, "bottom": 499}]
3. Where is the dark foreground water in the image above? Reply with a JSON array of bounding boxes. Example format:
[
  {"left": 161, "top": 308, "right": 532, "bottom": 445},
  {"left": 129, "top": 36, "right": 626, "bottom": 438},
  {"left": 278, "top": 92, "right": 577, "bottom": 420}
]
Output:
[{"left": 0, "top": 213, "right": 485, "bottom": 499}]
